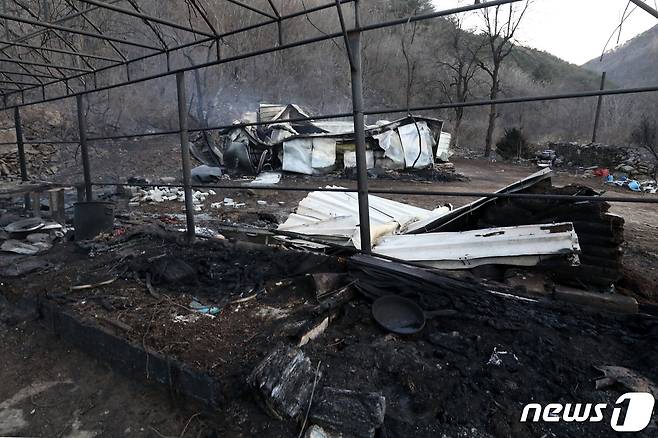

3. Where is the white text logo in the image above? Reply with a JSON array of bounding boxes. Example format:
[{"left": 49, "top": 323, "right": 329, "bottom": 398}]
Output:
[{"left": 520, "top": 392, "right": 655, "bottom": 432}]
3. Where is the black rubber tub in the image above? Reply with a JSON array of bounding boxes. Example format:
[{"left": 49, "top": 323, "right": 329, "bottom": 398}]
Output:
[{"left": 74, "top": 201, "right": 114, "bottom": 240}]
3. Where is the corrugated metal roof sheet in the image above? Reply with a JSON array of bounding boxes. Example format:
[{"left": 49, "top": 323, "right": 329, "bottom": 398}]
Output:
[
  {"left": 373, "top": 222, "right": 581, "bottom": 269},
  {"left": 277, "top": 191, "right": 451, "bottom": 247}
]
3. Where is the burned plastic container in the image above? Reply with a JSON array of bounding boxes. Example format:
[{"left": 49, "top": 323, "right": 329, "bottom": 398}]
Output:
[{"left": 74, "top": 201, "right": 114, "bottom": 240}]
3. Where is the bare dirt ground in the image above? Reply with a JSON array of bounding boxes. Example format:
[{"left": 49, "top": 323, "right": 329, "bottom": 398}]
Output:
[{"left": 1, "top": 158, "right": 657, "bottom": 437}]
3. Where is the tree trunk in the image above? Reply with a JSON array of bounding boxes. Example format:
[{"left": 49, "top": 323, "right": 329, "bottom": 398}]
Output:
[
  {"left": 484, "top": 66, "right": 500, "bottom": 158},
  {"left": 484, "top": 102, "right": 497, "bottom": 158},
  {"left": 452, "top": 113, "right": 463, "bottom": 150}
]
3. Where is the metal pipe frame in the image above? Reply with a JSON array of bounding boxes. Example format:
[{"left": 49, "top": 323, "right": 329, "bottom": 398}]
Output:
[
  {"left": 225, "top": 0, "right": 277, "bottom": 20},
  {"left": 188, "top": 0, "right": 219, "bottom": 37},
  {"left": 0, "top": 11, "right": 162, "bottom": 51},
  {"left": 74, "top": 84, "right": 658, "bottom": 143},
  {"left": 2, "top": 0, "right": 358, "bottom": 103},
  {"left": 76, "top": 0, "right": 214, "bottom": 38},
  {"left": 3, "top": 0, "right": 95, "bottom": 71},
  {"left": 347, "top": 1, "right": 371, "bottom": 253},
  {"left": 0, "top": 79, "right": 41, "bottom": 85},
  {"left": 62, "top": 0, "right": 128, "bottom": 61},
  {"left": 87, "top": 181, "right": 658, "bottom": 205},
  {"left": 628, "top": 0, "right": 658, "bottom": 19},
  {"left": 0, "top": 69, "right": 56, "bottom": 79},
  {"left": 0, "top": 0, "right": 118, "bottom": 53},
  {"left": 8, "top": 80, "right": 658, "bottom": 145},
  {"left": 176, "top": 71, "right": 196, "bottom": 242},
  {"left": 0, "top": 56, "right": 92, "bottom": 71},
  {"left": 2, "top": 0, "right": 658, "bottom": 218},
  {"left": 0, "top": 37, "right": 121, "bottom": 62},
  {"left": 76, "top": 94, "right": 93, "bottom": 201}
]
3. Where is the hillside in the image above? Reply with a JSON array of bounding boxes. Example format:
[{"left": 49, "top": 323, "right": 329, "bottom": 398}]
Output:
[
  {"left": 512, "top": 46, "right": 601, "bottom": 89},
  {"left": 583, "top": 24, "right": 658, "bottom": 87}
]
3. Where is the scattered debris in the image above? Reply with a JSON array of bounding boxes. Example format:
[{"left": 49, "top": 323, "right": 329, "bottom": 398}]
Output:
[
  {"left": 70, "top": 278, "right": 117, "bottom": 291},
  {"left": 486, "top": 347, "right": 520, "bottom": 371},
  {"left": 4, "top": 217, "right": 45, "bottom": 233},
  {"left": 249, "top": 172, "right": 282, "bottom": 186},
  {"left": 606, "top": 175, "right": 657, "bottom": 193},
  {"left": 189, "top": 299, "right": 220, "bottom": 316}
]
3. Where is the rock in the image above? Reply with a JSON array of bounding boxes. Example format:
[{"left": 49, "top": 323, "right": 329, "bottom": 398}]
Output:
[
  {"left": 310, "top": 387, "right": 386, "bottom": 438},
  {"left": 248, "top": 344, "right": 320, "bottom": 420}
]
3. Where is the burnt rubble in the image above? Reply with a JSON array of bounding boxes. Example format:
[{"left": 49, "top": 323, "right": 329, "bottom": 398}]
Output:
[{"left": 1, "top": 167, "right": 657, "bottom": 437}]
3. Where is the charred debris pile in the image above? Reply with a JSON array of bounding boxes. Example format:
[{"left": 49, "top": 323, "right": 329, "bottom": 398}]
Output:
[
  {"left": 189, "top": 103, "right": 455, "bottom": 178},
  {"left": 277, "top": 168, "right": 630, "bottom": 307},
  {"left": 1, "top": 167, "right": 655, "bottom": 437}
]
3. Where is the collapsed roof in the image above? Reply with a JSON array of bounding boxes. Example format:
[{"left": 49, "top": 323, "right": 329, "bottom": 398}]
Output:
[{"left": 191, "top": 104, "right": 452, "bottom": 175}]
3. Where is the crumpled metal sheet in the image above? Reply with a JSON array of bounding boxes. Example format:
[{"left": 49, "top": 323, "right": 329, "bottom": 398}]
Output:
[
  {"left": 372, "top": 222, "right": 581, "bottom": 269},
  {"left": 277, "top": 191, "right": 451, "bottom": 247}
]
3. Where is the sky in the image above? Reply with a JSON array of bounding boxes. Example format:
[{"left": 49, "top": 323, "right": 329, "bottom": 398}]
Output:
[{"left": 432, "top": 0, "right": 658, "bottom": 65}]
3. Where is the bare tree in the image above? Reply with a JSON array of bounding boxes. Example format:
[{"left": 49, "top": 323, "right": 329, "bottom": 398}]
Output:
[
  {"left": 478, "top": 0, "right": 529, "bottom": 157},
  {"left": 436, "top": 15, "right": 483, "bottom": 150}
]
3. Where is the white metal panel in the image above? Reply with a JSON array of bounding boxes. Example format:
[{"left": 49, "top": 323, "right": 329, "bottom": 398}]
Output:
[
  {"left": 311, "top": 138, "right": 337, "bottom": 169},
  {"left": 282, "top": 138, "right": 313, "bottom": 175},
  {"left": 436, "top": 131, "right": 452, "bottom": 162},
  {"left": 343, "top": 150, "right": 374, "bottom": 169},
  {"left": 372, "top": 222, "right": 581, "bottom": 269},
  {"left": 374, "top": 130, "right": 405, "bottom": 167}
]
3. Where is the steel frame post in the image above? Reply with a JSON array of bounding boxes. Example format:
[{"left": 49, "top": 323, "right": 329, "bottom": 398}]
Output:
[
  {"left": 347, "top": 2, "right": 371, "bottom": 253},
  {"left": 592, "top": 71, "right": 606, "bottom": 143},
  {"left": 76, "top": 94, "right": 93, "bottom": 201},
  {"left": 176, "top": 71, "right": 196, "bottom": 242},
  {"left": 13, "top": 106, "right": 29, "bottom": 208}
]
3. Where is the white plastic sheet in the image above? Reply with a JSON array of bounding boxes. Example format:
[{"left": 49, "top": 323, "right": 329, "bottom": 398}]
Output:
[{"left": 398, "top": 121, "right": 434, "bottom": 168}]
